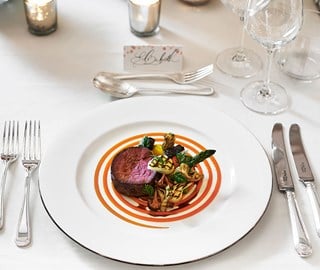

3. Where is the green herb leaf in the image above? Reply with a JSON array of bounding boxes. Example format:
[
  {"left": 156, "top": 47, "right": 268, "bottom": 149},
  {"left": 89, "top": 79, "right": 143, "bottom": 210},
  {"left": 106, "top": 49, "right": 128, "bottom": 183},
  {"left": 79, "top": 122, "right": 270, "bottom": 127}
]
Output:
[
  {"left": 139, "top": 136, "right": 155, "bottom": 150},
  {"left": 142, "top": 184, "right": 154, "bottom": 196},
  {"left": 176, "top": 152, "right": 193, "bottom": 167},
  {"left": 171, "top": 172, "right": 187, "bottom": 183}
]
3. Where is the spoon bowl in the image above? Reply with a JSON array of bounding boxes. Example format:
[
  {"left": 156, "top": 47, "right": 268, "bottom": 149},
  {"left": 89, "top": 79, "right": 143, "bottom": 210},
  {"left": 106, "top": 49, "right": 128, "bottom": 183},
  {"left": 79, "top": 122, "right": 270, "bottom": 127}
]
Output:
[{"left": 92, "top": 74, "right": 214, "bottom": 98}]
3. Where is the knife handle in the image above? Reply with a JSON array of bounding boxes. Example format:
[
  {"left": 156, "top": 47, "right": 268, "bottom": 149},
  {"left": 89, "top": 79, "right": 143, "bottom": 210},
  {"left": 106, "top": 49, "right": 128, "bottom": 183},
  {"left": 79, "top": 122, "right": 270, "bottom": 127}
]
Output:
[
  {"left": 305, "top": 182, "right": 320, "bottom": 237},
  {"left": 286, "top": 191, "right": 312, "bottom": 257}
]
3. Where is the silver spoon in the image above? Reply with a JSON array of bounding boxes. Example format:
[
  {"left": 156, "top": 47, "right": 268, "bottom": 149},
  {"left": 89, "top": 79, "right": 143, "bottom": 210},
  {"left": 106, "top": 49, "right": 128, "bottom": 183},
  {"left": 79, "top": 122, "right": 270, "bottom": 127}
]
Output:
[{"left": 92, "top": 74, "right": 214, "bottom": 98}]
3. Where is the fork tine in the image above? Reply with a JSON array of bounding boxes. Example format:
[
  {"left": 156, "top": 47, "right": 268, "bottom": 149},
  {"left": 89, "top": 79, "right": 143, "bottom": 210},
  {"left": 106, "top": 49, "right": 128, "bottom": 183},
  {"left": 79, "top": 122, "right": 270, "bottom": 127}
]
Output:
[
  {"left": 2, "top": 121, "right": 7, "bottom": 155},
  {"left": 7, "top": 121, "right": 12, "bottom": 155},
  {"left": 2, "top": 122, "right": 5, "bottom": 154},
  {"left": 183, "top": 70, "right": 212, "bottom": 82},
  {"left": 32, "top": 121, "right": 35, "bottom": 160},
  {"left": 184, "top": 65, "right": 213, "bottom": 78},
  {"left": 2, "top": 121, "right": 18, "bottom": 155},
  {"left": 36, "top": 121, "right": 41, "bottom": 160},
  {"left": 182, "top": 65, "right": 207, "bottom": 77},
  {"left": 14, "top": 121, "right": 19, "bottom": 155},
  {"left": 186, "top": 68, "right": 212, "bottom": 79},
  {"left": 9, "top": 121, "right": 13, "bottom": 155},
  {"left": 23, "top": 121, "right": 29, "bottom": 160},
  {"left": 8, "top": 121, "right": 14, "bottom": 155},
  {"left": 183, "top": 64, "right": 213, "bottom": 77},
  {"left": 23, "top": 120, "right": 41, "bottom": 161},
  {"left": 184, "top": 69, "right": 213, "bottom": 83},
  {"left": 31, "top": 121, "right": 35, "bottom": 160},
  {"left": 31, "top": 120, "right": 38, "bottom": 160},
  {"left": 9, "top": 121, "right": 18, "bottom": 155},
  {"left": 1, "top": 120, "right": 19, "bottom": 158}
]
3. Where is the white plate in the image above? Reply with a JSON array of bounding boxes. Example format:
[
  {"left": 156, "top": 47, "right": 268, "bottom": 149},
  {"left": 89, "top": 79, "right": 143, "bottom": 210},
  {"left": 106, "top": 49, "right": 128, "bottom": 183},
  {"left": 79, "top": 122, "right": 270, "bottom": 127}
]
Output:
[{"left": 39, "top": 96, "right": 272, "bottom": 266}]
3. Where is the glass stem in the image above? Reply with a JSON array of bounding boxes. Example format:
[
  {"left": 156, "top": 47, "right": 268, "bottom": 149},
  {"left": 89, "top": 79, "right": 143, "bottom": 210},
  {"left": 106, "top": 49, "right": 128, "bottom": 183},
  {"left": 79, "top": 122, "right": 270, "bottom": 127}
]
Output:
[
  {"left": 261, "top": 49, "right": 274, "bottom": 97},
  {"left": 232, "top": 16, "right": 246, "bottom": 62},
  {"left": 239, "top": 16, "right": 245, "bottom": 51}
]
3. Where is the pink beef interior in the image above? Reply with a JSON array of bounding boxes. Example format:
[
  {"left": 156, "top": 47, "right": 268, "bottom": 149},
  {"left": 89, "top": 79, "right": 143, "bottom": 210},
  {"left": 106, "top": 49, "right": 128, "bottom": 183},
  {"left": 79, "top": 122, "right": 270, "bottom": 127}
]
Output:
[
  {"left": 111, "top": 147, "right": 156, "bottom": 184},
  {"left": 128, "top": 158, "right": 156, "bottom": 184}
]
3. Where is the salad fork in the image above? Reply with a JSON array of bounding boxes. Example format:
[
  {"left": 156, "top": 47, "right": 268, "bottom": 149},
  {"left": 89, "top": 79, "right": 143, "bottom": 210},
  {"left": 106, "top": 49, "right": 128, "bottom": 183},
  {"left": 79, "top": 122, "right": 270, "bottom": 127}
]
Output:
[
  {"left": 16, "top": 120, "right": 41, "bottom": 247},
  {"left": 94, "top": 64, "right": 214, "bottom": 85},
  {"left": 0, "top": 121, "right": 19, "bottom": 229}
]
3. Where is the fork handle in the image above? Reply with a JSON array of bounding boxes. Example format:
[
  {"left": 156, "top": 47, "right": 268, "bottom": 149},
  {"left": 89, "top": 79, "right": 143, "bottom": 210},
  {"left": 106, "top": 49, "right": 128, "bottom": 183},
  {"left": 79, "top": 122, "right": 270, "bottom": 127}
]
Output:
[
  {"left": 15, "top": 173, "right": 32, "bottom": 247},
  {"left": 139, "top": 87, "right": 214, "bottom": 96},
  {"left": 97, "top": 72, "right": 171, "bottom": 81},
  {"left": 0, "top": 162, "right": 9, "bottom": 229}
]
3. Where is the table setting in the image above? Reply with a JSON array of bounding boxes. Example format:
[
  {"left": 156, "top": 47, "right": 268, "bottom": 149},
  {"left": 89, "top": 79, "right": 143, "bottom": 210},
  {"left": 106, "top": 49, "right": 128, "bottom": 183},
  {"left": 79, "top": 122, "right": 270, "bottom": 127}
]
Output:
[{"left": 0, "top": 0, "right": 320, "bottom": 269}]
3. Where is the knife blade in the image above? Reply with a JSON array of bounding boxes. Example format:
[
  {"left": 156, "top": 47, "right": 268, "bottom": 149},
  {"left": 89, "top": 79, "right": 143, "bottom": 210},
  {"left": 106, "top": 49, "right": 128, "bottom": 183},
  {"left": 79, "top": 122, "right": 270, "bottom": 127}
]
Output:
[
  {"left": 271, "top": 123, "right": 312, "bottom": 257},
  {"left": 289, "top": 123, "right": 320, "bottom": 237}
]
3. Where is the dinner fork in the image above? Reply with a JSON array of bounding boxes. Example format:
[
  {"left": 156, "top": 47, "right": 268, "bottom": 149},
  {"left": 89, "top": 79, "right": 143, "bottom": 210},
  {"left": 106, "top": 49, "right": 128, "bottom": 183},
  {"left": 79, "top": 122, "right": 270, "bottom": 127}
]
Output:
[
  {"left": 94, "top": 64, "right": 214, "bottom": 85},
  {"left": 16, "top": 120, "right": 41, "bottom": 247},
  {"left": 0, "top": 121, "right": 19, "bottom": 229}
]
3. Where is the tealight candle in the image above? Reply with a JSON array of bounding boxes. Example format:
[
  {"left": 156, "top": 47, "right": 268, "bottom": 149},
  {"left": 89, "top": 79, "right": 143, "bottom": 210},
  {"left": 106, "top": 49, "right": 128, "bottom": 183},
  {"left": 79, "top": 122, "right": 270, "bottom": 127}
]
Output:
[
  {"left": 24, "top": 0, "right": 57, "bottom": 36},
  {"left": 128, "top": 0, "right": 161, "bottom": 37}
]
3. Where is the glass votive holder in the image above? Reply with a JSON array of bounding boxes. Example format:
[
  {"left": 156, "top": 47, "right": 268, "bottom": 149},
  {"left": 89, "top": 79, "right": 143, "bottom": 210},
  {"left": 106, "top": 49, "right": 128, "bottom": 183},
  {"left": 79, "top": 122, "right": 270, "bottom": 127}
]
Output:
[
  {"left": 0, "top": 0, "right": 9, "bottom": 5},
  {"left": 128, "top": 0, "right": 161, "bottom": 37},
  {"left": 180, "top": 0, "right": 210, "bottom": 5},
  {"left": 23, "top": 0, "right": 57, "bottom": 36},
  {"left": 278, "top": 9, "right": 320, "bottom": 81}
]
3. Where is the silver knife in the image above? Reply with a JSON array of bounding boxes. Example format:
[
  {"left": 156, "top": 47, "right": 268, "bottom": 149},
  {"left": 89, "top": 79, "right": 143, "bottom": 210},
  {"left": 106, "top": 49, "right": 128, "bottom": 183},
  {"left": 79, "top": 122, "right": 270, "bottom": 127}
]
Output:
[
  {"left": 289, "top": 123, "right": 320, "bottom": 237},
  {"left": 271, "top": 123, "right": 312, "bottom": 257}
]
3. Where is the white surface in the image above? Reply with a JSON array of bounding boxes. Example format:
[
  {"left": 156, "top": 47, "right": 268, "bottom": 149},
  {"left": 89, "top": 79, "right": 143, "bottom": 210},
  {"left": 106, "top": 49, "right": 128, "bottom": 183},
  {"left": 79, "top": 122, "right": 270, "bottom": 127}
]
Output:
[
  {"left": 0, "top": 0, "right": 319, "bottom": 269},
  {"left": 39, "top": 97, "right": 272, "bottom": 265}
]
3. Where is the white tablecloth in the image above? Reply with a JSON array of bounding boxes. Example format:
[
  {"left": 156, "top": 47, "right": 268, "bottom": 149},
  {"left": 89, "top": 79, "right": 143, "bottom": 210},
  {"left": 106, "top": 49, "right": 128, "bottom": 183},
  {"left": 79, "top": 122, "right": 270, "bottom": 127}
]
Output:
[{"left": 0, "top": 0, "right": 320, "bottom": 269}]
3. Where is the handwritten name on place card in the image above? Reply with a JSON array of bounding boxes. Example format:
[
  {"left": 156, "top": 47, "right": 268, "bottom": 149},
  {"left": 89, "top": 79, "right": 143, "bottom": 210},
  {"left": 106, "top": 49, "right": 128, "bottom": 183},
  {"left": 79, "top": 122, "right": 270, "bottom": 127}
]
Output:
[{"left": 123, "top": 45, "right": 183, "bottom": 72}]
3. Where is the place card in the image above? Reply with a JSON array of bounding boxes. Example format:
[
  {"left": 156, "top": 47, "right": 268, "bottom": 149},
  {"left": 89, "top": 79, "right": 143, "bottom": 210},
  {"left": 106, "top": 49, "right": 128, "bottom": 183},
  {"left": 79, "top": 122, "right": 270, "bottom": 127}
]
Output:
[{"left": 123, "top": 45, "right": 183, "bottom": 72}]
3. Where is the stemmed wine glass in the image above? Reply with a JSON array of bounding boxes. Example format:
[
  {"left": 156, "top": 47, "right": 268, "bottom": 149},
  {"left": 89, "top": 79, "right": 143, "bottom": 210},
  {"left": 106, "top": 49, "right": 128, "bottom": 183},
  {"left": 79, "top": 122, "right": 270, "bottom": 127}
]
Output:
[
  {"left": 240, "top": 0, "right": 303, "bottom": 114},
  {"left": 216, "top": 0, "right": 267, "bottom": 78}
]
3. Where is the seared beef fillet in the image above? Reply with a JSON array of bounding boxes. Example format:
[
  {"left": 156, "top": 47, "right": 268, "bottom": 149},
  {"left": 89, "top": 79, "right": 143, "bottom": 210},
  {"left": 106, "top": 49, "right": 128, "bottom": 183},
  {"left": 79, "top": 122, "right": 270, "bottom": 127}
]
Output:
[{"left": 111, "top": 147, "right": 157, "bottom": 197}]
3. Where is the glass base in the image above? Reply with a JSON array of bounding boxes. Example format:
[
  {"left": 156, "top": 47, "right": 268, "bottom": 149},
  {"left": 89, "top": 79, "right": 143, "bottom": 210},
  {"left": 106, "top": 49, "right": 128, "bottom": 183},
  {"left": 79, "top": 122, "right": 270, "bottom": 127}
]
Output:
[
  {"left": 278, "top": 52, "right": 320, "bottom": 81},
  {"left": 180, "top": 0, "right": 210, "bottom": 5},
  {"left": 130, "top": 26, "right": 159, "bottom": 37},
  {"left": 28, "top": 24, "right": 57, "bottom": 36},
  {"left": 216, "top": 47, "right": 262, "bottom": 78},
  {"left": 240, "top": 80, "right": 288, "bottom": 115}
]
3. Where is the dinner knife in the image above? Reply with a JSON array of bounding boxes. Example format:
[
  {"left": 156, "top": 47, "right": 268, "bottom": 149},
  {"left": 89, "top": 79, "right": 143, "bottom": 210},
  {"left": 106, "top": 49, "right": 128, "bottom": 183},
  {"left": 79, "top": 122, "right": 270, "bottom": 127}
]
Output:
[
  {"left": 271, "top": 123, "right": 312, "bottom": 257},
  {"left": 289, "top": 123, "right": 320, "bottom": 238}
]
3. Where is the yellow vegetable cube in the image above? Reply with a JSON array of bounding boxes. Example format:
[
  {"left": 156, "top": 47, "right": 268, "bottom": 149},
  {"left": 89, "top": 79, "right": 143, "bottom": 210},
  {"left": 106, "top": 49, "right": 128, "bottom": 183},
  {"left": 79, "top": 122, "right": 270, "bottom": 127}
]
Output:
[{"left": 152, "top": 144, "right": 163, "bottom": 156}]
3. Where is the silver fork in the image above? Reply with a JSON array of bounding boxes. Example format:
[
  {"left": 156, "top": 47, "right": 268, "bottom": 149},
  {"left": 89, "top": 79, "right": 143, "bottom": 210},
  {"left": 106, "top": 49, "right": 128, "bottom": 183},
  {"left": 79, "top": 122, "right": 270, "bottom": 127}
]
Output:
[
  {"left": 15, "top": 120, "right": 41, "bottom": 247},
  {"left": 94, "top": 64, "right": 214, "bottom": 85},
  {"left": 0, "top": 121, "right": 19, "bottom": 229}
]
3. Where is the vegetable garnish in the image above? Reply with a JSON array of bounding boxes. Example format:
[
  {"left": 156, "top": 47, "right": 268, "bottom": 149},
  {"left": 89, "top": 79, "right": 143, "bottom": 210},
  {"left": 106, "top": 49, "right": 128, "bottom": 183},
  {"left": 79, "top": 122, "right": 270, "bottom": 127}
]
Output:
[
  {"left": 177, "top": 149, "right": 216, "bottom": 167},
  {"left": 138, "top": 133, "right": 216, "bottom": 214}
]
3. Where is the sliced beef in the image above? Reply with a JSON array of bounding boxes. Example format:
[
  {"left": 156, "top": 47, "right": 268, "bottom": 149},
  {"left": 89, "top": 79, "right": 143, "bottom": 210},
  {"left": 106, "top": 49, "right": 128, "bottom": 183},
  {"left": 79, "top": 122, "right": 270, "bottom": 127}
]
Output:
[{"left": 110, "top": 146, "right": 157, "bottom": 197}]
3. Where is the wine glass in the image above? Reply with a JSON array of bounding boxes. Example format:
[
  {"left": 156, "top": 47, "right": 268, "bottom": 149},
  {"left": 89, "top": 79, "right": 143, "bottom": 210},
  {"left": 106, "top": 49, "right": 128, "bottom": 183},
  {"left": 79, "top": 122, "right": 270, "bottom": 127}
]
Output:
[
  {"left": 216, "top": 0, "right": 267, "bottom": 78},
  {"left": 240, "top": 0, "right": 303, "bottom": 114}
]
